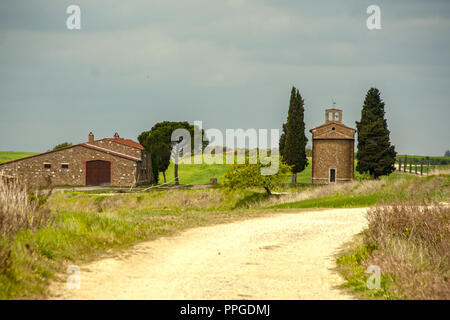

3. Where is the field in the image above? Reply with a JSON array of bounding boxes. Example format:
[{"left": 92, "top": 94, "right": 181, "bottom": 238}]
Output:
[
  {"left": 159, "top": 156, "right": 313, "bottom": 185},
  {"left": 159, "top": 161, "right": 233, "bottom": 185},
  {"left": 0, "top": 151, "right": 37, "bottom": 164}
]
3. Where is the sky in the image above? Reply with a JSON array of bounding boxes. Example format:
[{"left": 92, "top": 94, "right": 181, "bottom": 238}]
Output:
[{"left": 0, "top": 0, "right": 449, "bottom": 156}]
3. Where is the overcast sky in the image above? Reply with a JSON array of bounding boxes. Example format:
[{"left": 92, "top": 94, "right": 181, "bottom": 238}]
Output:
[{"left": 0, "top": 0, "right": 449, "bottom": 156}]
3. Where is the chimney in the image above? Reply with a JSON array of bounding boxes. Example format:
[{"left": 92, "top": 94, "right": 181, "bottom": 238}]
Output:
[
  {"left": 88, "top": 132, "right": 94, "bottom": 143},
  {"left": 114, "top": 132, "right": 120, "bottom": 139}
]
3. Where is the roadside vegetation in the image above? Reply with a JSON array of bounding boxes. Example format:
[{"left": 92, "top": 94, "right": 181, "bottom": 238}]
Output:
[
  {"left": 337, "top": 201, "right": 449, "bottom": 300},
  {"left": 336, "top": 175, "right": 450, "bottom": 299},
  {"left": 0, "top": 179, "right": 273, "bottom": 299},
  {"left": 0, "top": 170, "right": 448, "bottom": 299}
]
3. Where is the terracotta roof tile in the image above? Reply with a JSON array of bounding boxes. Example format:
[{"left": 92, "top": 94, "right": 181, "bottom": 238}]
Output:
[
  {"left": 82, "top": 144, "right": 141, "bottom": 161},
  {"left": 0, "top": 143, "right": 142, "bottom": 166},
  {"left": 102, "top": 138, "right": 145, "bottom": 150}
]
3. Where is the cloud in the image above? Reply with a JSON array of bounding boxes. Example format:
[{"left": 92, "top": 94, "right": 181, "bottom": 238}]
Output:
[{"left": 0, "top": 0, "right": 449, "bottom": 155}]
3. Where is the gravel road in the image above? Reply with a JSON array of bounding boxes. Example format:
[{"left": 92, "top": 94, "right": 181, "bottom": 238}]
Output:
[{"left": 49, "top": 208, "right": 367, "bottom": 299}]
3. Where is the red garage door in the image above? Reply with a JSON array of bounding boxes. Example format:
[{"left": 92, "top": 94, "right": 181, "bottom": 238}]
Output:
[{"left": 86, "top": 160, "right": 111, "bottom": 186}]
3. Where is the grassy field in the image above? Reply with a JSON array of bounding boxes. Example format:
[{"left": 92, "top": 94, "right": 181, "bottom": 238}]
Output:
[
  {"left": 160, "top": 157, "right": 313, "bottom": 185},
  {"left": 159, "top": 161, "right": 233, "bottom": 185},
  {"left": 397, "top": 154, "right": 450, "bottom": 161},
  {"left": 0, "top": 151, "right": 37, "bottom": 164}
]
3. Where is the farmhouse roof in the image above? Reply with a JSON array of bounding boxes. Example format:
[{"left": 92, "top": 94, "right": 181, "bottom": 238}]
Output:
[
  {"left": 81, "top": 143, "right": 141, "bottom": 161},
  {"left": 0, "top": 142, "right": 141, "bottom": 166},
  {"left": 100, "top": 137, "right": 145, "bottom": 150}
]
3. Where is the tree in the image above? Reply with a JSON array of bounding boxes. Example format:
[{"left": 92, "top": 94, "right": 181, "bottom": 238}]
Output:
[
  {"left": 282, "top": 87, "right": 308, "bottom": 183},
  {"left": 444, "top": 150, "right": 450, "bottom": 157},
  {"left": 279, "top": 123, "right": 287, "bottom": 159},
  {"left": 53, "top": 142, "right": 72, "bottom": 150},
  {"left": 222, "top": 157, "right": 291, "bottom": 195},
  {"left": 356, "top": 88, "right": 397, "bottom": 178},
  {"left": 138, "top": 121, "right": 209, "bottom": 185}
]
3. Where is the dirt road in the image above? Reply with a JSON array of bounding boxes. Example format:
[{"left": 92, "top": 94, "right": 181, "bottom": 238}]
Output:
[{"left": 49, "top": 208, "right": 367, "bottom": 299}]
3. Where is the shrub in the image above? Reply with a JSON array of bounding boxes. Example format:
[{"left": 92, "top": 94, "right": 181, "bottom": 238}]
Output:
[
  {"left": 363, "top": 202, "right": 450, "bottom": 299},
  {"left": 0, "top": 180, "right": 54, "bottom": 273},
  {"left": 222, "top": 157, "right": 292, "bottom": 195}
]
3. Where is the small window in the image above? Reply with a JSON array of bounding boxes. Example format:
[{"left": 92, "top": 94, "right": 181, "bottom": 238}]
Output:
[
  {"left": 44, "top": 163, "right": 51, "bottom": 169},
  {"left": 61, "top": 164, "right": 69, "bottom": 169},
  {"left": 330, "top": 168, "right": 336, "bottom": 183},
  {"left": 332, "top": 127, "right": 335, "bottom": 131}
]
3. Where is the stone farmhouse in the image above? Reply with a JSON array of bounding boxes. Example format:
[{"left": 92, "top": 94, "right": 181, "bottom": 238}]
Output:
[
  {"left": 310, "top": 109, "right": 356, "bottom": 184},
  {"left": 0, "top": 132, "right": 152, "bottom": 187}
]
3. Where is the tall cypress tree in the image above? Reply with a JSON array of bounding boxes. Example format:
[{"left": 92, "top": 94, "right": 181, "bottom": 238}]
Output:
[
  {"left": 283, "top": 86, "right": 308, "bottom": 182},
  {"left": 356, "top": 88, "right": 396, "bottom": 178},
  {"left": 279, "top": 123, "right": 287, "bottom": 159}
]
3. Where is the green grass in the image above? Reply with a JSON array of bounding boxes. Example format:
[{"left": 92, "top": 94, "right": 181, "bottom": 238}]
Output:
[
  {"left": 0, "top": 151, "right": 37, "bottom": 163},
  {"left": 159, "top": 156, "right": 313, "bottom": 185},
  {"left": 269, "top": 193, "right": 384, "bottom": 209},
  {"left": 396, "top": 154, "right": 450, "bottom": 166},
  {"left": 267, "top": 173, "right": 449, "bottom": 210},
  {"left": 336, "top": 236, "right": 398, "bottom": 299},
  {"left": 160, "top": 161, "right": 233, "bottom": 185}
]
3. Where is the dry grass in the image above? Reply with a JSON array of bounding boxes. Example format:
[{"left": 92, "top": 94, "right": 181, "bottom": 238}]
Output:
[
  {"left": 251, "top": 179, "right": 387, "bottom": 209},
  {"left": 363, "top": 202, "right": 450, "bottom": 299},
  {"left": 430, "top": 168, "right": 450, "bottom": 176},
  {"left": 261, "top": 181, "right": 356, "bottom": 206},
  {"left": 50, "top": 188, "right": 236, "bottom": 213},
  {"left": 0, "top": 180, "right": 53, "bottom": 273},
  {"left": 0, "top": 180, "right": 53, "bottom": 238}
]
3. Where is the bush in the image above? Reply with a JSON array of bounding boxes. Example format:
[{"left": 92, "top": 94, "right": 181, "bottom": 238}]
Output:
[
  {"left": 363, "top": 202, "right": 450, "bottom": 299},
  {"left": 222, "top": 157, "right": 291, "bottom": 195},
  {"left": 0, "top": 180, "right": 53, "bottom": 273}
]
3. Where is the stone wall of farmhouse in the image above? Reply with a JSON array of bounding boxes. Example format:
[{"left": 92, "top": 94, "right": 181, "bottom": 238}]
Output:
[
  {"left": 90, "top": 140, "right": 141, "bottom": 158},
  {"left": 0, "top": 145, "right": 138, "bottom": 187},
  {"left": 312, "top": 139, "right": 354, "bottom": 184}
]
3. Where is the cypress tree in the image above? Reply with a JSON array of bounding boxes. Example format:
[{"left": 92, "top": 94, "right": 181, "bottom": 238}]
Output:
[
  {"left": 283, "top": 87, "right": 308, "bottom": 182},
  {"left": 356, "top": 88, "right": 396, "bottom": 178},
  {"left": 279, "top": 123, "right": 287, "bottom": 159}
]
